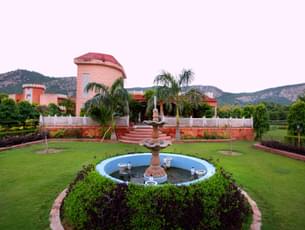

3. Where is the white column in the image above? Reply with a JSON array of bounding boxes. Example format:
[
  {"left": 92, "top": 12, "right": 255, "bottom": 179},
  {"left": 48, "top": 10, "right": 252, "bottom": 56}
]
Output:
[
  {"left": 53, "top": 115, "right": 57, "bottom": 126},
  {"left": 68, "top": 115, "right": 72, "bottom": 125}
]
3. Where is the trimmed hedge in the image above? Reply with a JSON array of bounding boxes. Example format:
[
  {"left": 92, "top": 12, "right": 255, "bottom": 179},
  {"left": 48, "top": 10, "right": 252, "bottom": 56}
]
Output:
[
  {"left": 0, "top": 128, "right": 38, "bottom": 139},
  {"left": 63, "top": 164, "right": 250, "bottom": 230},
  {"left": 261, "top": 140, "right": 305, "bottom": 156},
  {"left": 0, "top": 132, "right": 44, "bottom": 147}
]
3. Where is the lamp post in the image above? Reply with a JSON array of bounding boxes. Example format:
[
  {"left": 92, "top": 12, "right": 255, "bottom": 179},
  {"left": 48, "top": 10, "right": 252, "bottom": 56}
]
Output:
[
  {"left": 296, "top": 124, "right": 302, "bottom": 148},
  {"left": 41, "top": 114, "right": 49, "bottom": 154}
]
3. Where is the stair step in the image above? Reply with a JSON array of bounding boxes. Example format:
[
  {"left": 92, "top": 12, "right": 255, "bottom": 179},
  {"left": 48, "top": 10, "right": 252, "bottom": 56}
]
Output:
[
  {"left": 120, "top": 136, "right": 171, "bottom": 141},
  {"left": 119, "top": 126, "right": 171, "bottom": 144},
  {"left": 123, "top": 133, "right": 167, "bottom": 138}
]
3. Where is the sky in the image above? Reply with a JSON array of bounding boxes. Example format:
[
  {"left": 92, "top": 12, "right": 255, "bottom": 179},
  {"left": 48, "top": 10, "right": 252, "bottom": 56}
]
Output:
[{"left": 0, "top": 0, "right": 304, "bottom": 93}]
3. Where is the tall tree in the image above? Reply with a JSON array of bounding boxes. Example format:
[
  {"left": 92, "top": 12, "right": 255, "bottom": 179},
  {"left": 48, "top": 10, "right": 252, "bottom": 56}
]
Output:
[
  {"left": 17, "top": 101, "right": 39, "bottom": 126},
  {"left": 287, "top": 100, "right": 305, "bottom": 136},
  {"left": 253, "top": 103, "right": 270, "bottom": 140},
  {"left": 0, "top": 98, "right": 19, "bottom": 127},
  {"left": 85, "top": 78, "right": 129, "bottom": 140},
  {"left": 154, "top": 69, "right": 194, "bottom": 140}
]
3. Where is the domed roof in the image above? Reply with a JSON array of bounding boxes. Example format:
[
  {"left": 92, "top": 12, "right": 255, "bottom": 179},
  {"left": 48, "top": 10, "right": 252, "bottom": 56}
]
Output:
[
  {"left": 74, "top": 52, "right": 125, "bottom": 77},
  {"left": 74, "top": 52, "right": 122, "bottom": 67}
]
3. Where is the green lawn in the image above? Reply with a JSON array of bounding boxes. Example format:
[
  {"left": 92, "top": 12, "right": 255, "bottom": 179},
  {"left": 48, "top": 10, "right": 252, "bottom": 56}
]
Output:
[
  {"left": 0, "top": 141, "right": 305, "bottom": 230},
  {"left": 262, "top": 125, "right": 288, "bottom": 141}
]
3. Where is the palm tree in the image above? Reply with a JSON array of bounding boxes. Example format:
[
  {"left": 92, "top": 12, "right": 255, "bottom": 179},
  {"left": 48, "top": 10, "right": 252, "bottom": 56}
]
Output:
[
  {"left": 145, "top": 86, "right": 172, "bottom": 119},
  {"left": 85, "top": 78, "right": 129, "bottom": 141},
  {"left": 154, "top": 69, "right": 194, "bottom": 140},
  {"left": 183, "top": 88, "right": 203, "bottom": 116}
]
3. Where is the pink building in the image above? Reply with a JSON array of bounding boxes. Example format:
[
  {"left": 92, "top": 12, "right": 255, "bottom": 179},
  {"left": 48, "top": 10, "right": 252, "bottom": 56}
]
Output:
[
  {"left": 9, "top": 84, "right": 67, "bottom": 106},
  {"left": 74, "top": 52, "right": 126, "bottom": 115}
]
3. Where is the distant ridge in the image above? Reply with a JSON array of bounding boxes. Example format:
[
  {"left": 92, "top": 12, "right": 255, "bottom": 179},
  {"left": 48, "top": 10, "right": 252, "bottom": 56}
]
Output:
[{"left": 0, "top": 69, "right": 304, "bottom": 105}]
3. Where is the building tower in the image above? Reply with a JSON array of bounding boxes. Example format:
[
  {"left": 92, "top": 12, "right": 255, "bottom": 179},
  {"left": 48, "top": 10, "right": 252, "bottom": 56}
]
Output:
[
  {"left": 74, "top": 52, "right": 126, "bottom": 115},
  {"left": 22, "top": 84, "right": 46, "bottom": 104}
]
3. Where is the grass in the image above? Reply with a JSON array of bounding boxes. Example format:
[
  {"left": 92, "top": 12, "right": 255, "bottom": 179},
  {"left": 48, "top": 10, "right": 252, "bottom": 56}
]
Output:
[
  {"left": 262, "top": 126, "right": 288, "bottom": 141},
  {"left": 0, "top": 141, "right": 305, "bottom": 230}
]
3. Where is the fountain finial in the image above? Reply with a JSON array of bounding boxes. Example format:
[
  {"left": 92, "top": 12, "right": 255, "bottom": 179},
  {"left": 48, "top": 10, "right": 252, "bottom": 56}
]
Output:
[{"left": 154, "top": 96, "right": 157, "bottom": 110}]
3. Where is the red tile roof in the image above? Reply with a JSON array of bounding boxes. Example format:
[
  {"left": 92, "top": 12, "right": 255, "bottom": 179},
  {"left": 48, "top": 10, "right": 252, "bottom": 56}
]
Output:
[{"left": 74, "top": 52, "right": 122, "bottom": 67}]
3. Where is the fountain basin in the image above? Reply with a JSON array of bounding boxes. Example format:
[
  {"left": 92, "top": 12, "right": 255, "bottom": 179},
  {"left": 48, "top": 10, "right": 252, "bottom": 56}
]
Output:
[{"left": 96, "top": 153, "right": 216, "bottom": 186}]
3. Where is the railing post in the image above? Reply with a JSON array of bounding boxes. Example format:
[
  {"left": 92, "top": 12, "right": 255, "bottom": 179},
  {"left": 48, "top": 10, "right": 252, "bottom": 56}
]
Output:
[
  {"left": 127, "top": 115, "right": 130, "bottom": 127},
  {"left": 202, "top": 116, "right": 206, "bottom": 127},
  {"left": 190, "top": 116, "right": 193, "bottom": 127},
  {"left": 82, "top": 115, "right": 87, "bottom": 126},
  {"left": 53, "top": 115, "right": 57, "bottom": 126},
  {"left": 68, "top": 115, "right": 72, "bottom": 125},
  {"left": 39, "top": 115, "right": 43, "bottom": 126},
  {"left": 242, "top": 117, "right": 245, "bottom": 127}
]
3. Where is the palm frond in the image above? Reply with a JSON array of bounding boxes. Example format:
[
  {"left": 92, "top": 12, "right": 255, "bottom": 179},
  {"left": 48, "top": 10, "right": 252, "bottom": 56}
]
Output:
[
  {"left": 110, "top": 78, "right": 124, "bottom": 95},
  {"left": 179, "top": 69, "right": 194, "bottom": 89},
  {"left": 85, "top": 82, "right": 108, "bottom": 94}
]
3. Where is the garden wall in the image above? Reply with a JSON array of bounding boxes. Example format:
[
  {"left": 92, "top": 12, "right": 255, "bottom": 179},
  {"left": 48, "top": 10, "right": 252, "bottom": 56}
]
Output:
[
  {"left": 45, "top": 126, "right": 253, "bottom": 140},
  {"left": 161, "top": 127, "right": 254, "bottom": 140},
  {"left": 45, "top": 126, "right": 129, "bottom": 139}
]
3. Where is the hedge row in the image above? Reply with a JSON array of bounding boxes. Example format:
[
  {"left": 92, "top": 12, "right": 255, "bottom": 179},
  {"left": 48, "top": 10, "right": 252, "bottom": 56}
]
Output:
[
  {"left": 0, "top": 132, "right": 44, "bottom": 147},
  {"left": 63, "top": 164, "right": 250, "bottom": 230},
  {"left": 261, "top": 140, "right": 305, "bottom": 156},
  {"left": 0, "top": 128, "right": 38, "bottom": 139}
]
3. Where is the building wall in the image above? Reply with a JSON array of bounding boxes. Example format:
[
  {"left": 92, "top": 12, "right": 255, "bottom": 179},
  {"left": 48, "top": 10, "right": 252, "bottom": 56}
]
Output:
[
  {"left": 76, "top": 64, "right": 123, "bottom": 115},
  {"left": 161, "top": 127, "right": 254, "bottom": 140},
  {"left": 40, "top": 94, "right": 67, "bottom": 106},
  {"left": 23, "top": 86, "right": 45, "bottom": 104}
]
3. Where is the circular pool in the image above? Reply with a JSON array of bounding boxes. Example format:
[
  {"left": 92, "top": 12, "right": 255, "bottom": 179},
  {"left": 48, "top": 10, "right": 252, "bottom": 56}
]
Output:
[{"left": 96, "top": 153, "right": 216, "bottom": 186}]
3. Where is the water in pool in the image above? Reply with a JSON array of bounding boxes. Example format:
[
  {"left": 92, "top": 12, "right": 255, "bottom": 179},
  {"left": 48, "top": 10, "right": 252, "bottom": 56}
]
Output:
[{"left": 110, "top": 166, "right": 202, "bottom": 184}]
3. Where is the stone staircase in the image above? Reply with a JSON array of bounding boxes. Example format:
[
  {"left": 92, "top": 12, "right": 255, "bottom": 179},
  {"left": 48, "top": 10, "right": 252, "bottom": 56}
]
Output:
[{"left": 119, "top": 126, "right": 172, "bottom": 144}]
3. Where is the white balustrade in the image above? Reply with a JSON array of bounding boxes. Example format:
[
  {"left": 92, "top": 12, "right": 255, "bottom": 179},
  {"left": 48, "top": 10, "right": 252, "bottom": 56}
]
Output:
[{"left": 163, "top": 116, "right": 253, "bottom": 128}]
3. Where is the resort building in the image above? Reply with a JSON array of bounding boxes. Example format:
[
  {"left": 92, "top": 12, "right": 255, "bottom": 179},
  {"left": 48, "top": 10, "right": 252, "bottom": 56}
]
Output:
[
  {"left": 74, "top": 52, "right": 126, "bottom": 115},
  {"left": 9, "top": 84, "right": 67, "bottom": 106}
]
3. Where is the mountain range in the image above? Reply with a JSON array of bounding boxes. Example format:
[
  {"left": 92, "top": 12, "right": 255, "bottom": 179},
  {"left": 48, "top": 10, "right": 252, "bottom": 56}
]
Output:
[{"left": 1, "top": 69, "right": 304, "bottom": 105}]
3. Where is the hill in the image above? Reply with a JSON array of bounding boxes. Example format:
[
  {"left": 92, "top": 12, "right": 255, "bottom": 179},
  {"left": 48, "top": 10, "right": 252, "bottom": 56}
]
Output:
[
  {"left": 0, "top": 69, "right": 76, "bottom": 96},
  {"left": 0, "top": 69, "right": 304, "bottom": 105}
]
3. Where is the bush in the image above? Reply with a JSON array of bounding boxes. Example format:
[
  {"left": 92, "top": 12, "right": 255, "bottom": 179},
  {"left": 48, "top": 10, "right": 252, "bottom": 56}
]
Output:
[
  {"left": 0, "top": 132, "right": 44, "bottom": 147},
  {"left": 203, "top": 131, "right": 226, "bottom": 139},
  {"left": 0, "top": 129, "right": 38, "bottom": 139},
  {"left": 284, "top": 135, "right": 305, "bottom": 148},
  {"left": 64, "top": 129, "right": 82, "bottom": 138},
  {"left": 261, "top": 140, "right": 305, "bottom": 156},
  {"left": 53, "top": 129, "right": 65, "bottom": 138},
  {"left": 63, "top": 165, "right": 250, "bottom": 230}
]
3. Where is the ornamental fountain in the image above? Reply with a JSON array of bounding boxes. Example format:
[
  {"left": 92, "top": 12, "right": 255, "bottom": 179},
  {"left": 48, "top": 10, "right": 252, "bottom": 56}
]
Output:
[
  {"left": 141, "top": 96, "right": 171, "bottom": 183},
  {"left": 96, "top": 96, "right": 215, "bottom": 185}
]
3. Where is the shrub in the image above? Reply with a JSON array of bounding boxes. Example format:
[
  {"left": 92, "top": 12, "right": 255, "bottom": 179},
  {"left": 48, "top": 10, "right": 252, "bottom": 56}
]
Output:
[
  {"left": 284, "top": 135, "right": 305, "bottom": 148},
  {"left": 63, "top": 165, "right": 250, "bottom": 230},
  {"left": 64, "top": 129, "right": 82, "bottom": 138},
  {"left": 53, "top": 129, "right": 65, "bottom": 138},
  {"left": 63, "top": 171, "right": 116, "bottom": 229},
  {"left": 0, "top": 129, "right": 38, "bottom": 139},
  {"left": 203, "top": 131, "right": 225, "bottom": 139},
  {"left": 261, "top": 140, "right": 305, "bottom": 156},
  {"left": 0, "top": 132, "right": 43, "bottom": 147}
]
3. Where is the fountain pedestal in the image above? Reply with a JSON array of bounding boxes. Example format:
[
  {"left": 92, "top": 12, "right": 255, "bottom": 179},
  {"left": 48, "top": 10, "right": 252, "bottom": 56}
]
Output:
[{"left": 141, "top": 107, "right": 171, "bottom": 184}]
